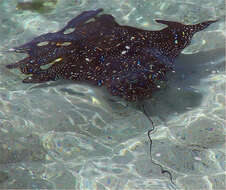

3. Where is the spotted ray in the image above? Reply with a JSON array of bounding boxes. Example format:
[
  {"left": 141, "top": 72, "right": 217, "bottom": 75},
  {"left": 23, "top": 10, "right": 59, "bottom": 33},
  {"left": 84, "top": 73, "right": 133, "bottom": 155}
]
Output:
[{"left": 6, "top": 9, "right": 217, "bottom": 101}]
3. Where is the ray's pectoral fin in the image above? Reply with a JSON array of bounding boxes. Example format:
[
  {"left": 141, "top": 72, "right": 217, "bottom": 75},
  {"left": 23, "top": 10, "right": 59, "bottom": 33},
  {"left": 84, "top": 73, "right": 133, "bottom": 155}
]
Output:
[
  {"left": 6, "top": 61, "right": 22, "bottom": 69},
  {"left": 59, "top": 8, "right": 103, "bottom": 32},
  {"left": 5, "top": 9, "right": 106, "bottom": 79},
  {"left": 191, "top": 19, "right": 218, "bottom": 32},
  {"left": 155, "top": 18, "right": 218, "bottom": 33},
  {"left": 22, "top": 71, "right": 57, "bottom": 83},
  {"left": 6, "top": 8, "right": 104, "bottom": 72},
  {"left": 9, "top": 9, "right": 104, "bottom": 54},
  {"left": 6, "top": 57, "right": 39, "bottom": 73}
]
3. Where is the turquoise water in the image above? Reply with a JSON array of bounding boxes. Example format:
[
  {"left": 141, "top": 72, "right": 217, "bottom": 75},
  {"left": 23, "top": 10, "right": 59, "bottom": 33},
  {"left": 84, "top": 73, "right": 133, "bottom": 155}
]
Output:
[{"left": 0, "top": 0, "right": 225, "bottom": 189}]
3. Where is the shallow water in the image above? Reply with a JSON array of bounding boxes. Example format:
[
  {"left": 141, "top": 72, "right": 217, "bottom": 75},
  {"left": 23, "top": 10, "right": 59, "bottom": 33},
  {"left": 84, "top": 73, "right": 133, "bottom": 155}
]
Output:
[{"left": 0, "top": 0, "right": 225, "bottom": 189}]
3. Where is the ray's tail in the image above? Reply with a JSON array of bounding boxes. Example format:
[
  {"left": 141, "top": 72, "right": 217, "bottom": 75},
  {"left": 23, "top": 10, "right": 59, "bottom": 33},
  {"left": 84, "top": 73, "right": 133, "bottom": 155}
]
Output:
[{"left": 141, "top": 104, "right": 176, "bottom": 187}]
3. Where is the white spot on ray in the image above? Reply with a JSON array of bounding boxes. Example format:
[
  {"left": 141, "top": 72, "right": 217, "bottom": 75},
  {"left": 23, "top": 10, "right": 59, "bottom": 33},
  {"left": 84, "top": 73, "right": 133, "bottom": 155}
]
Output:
[
  {"left": 63, "top": 27, "right": 75, "bottom": 34},
  {"left": 37, "top": 41, "right": 49, "bottom": 46},
  {"left": 121, "top": 50, "right": 127, "bottom": 55}
]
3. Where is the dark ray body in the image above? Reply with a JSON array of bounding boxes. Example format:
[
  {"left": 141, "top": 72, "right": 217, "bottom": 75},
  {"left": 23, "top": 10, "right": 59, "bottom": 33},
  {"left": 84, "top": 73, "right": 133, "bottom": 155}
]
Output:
[{"left": 6, "top": 8, "right": 217, "bottom": 101}]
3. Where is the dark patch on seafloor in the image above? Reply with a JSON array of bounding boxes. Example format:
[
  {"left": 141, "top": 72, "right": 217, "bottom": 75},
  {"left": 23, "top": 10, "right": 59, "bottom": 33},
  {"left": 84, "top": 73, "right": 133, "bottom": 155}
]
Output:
[
  {"left": 16, "top": 0, "right": 58, "bottom": 13},
  {"left": 0, "top": 171, "right": 8, "bottom": 183}
]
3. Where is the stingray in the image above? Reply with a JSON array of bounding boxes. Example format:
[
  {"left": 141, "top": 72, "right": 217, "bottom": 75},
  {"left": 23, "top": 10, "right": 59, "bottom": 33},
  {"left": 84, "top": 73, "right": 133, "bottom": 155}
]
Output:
[
  {"left": 6, "top": 8, "right": 217, "bottom": 101},
  {"left": 5, "top": 8, "right": 218, "bottom": 186}
]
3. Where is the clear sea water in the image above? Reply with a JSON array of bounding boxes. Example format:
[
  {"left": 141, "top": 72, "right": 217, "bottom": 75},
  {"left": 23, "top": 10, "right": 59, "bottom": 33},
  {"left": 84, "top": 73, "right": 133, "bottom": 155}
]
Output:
[{"left": 0, "top": 0, "right": 225, "bottom": 189}]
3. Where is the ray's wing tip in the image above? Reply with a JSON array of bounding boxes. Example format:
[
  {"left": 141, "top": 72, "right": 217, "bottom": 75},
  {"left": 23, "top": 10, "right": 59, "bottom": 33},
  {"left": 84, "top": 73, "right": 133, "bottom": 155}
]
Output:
[
  {"left": 95, "top": 8, "right": 104, "bottom": 13},
  {"left": 154, "top": 19, "right": 174, "bottom": 23},
  {"left": 198, "top": 18, "right": 220, "bottom": 30},
  {"left": 85, "top": 8, "right": 103, "bottom": 14},
  {"left": 22, "top": 77, "right": 34, "bottom": 83},
  {"left": 155, "top": 18, "right": 220, "bottom": 27},
  {"left": 7, "top": 48, "right": 16, "bottom": 52},
  {"left": 0, "top": 48, "right": 17, "bottom": 53},
  {"left": 204, "top": 19, "right": 219, "bottom": 25},
  {"left": 210, "top": 19, "right": 220, "bottom": 24},
  {"left": 154, "top": 19, "right": 168, "bottom": 26},
  {"left": 6, "top": 64, "right": 17, "bottom": 69},
  {"left": 154, "top": 19, "right": 180, "bottom": 26},
  {"left": 6, "top": 46, "right": 28, "bottom": 53},
  {"left": 154, "top": 19, "right": 164, "bottom": 23}
]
